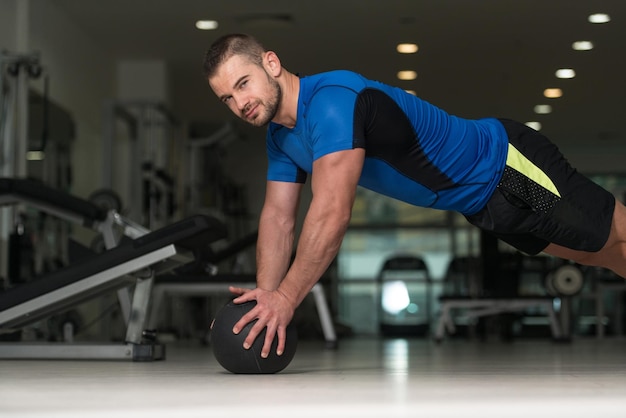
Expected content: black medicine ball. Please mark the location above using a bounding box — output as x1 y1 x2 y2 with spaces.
210 300 297 374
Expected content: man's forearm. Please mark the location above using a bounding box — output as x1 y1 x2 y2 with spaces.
255 210 296 291
277 206 350 308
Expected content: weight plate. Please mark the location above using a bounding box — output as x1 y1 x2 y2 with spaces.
552 265 584 296
88 189 122 213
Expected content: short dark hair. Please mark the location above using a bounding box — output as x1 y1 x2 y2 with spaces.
203 33 267 79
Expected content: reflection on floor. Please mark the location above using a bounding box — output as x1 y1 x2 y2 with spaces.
1 336 625 417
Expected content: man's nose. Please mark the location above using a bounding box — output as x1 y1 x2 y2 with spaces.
234 94 248 111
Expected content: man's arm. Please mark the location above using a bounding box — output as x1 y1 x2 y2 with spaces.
279 147 365 307
232 148 365 357
256 180 303 290
228 179 302 304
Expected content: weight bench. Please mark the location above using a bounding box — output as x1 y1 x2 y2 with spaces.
435 296 562 342
0 177 161 326
0 177 150 246
0 177 107 228
149 273 338 348
434 254 565 342
0 215 226 360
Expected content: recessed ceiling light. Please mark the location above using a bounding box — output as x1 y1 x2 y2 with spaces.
397 70 417 80
572 41 594 51
588 13 610 24
405 89 417 96
397 43 419 54
534 104 552 114
544 88 563 98
196 20 219 30
555 68 576 79
525 122 542 131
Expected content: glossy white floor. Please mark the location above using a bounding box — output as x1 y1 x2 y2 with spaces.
1 336 625 417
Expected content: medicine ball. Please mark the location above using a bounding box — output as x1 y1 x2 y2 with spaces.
210 300 297 374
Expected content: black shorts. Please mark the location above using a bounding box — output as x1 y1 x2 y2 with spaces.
465 119 615 255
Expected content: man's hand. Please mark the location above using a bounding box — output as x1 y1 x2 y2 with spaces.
229 286 296 358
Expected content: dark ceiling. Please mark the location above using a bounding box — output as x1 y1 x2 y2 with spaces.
56 0 626 147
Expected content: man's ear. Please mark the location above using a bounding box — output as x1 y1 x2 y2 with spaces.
263 51 282 77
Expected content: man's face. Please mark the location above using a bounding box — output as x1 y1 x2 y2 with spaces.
209 54 281 127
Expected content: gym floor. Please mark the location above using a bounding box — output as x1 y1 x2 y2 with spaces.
1 336 625 417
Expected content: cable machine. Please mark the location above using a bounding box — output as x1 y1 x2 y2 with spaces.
0 51 43 283
101 100 181 229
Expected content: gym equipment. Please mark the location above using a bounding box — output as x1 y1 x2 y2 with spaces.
593 279 626 338
435 255 564 342
544 264 586 339
88 188 123 213
0 214 226 360
0 177 228 360
1 52 42 179
545 264 584 297
435 297 562 342
0 177 150 249
101 100 181 228
148 229 338 348
1 51 44 281
377 255 432 337
184 122 251 237
210 300 297 374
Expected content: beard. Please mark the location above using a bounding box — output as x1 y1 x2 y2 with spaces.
244 75 282 127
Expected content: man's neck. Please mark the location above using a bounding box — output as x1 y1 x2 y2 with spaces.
273 71 300 128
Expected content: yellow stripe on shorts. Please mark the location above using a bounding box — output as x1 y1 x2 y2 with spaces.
506 143 561 197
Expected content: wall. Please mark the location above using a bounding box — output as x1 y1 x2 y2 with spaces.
28 0 116 198
0 0 17 49
558 143 626 176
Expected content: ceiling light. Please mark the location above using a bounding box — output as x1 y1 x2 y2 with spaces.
195 20 219 30
572 41 594 51
405 90 417 96
555 68 576 79
397 43 419 54
534 104 552 114
397 70 417 80
525 122 542 131
544 88 563 98
588 13 610 24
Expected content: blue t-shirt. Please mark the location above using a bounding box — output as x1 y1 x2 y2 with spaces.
266 70 508 215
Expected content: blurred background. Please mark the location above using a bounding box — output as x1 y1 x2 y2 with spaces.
1 0 625 344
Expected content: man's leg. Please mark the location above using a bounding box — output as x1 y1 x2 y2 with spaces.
543 200 626 278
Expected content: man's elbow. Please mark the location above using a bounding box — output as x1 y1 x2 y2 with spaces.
326 204 353 232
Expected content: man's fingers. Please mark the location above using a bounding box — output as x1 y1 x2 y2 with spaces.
260 322 280 358
244 318 267 352
229 286 252 299
232 307 257 334
226 288 293 358
275 325 287 356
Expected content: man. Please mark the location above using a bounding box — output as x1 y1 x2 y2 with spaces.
203 33 626 358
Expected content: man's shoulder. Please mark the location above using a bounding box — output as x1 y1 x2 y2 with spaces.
302 70 368 96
